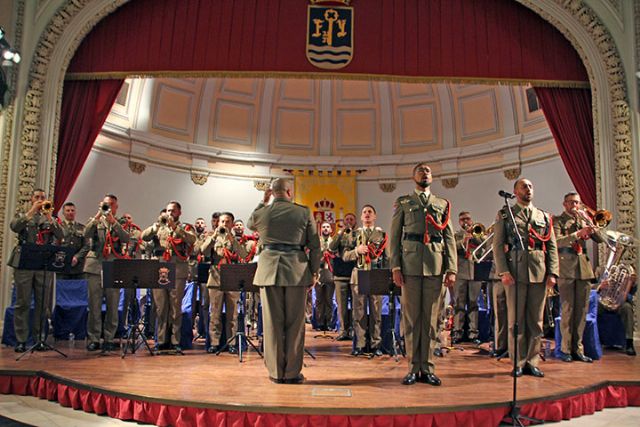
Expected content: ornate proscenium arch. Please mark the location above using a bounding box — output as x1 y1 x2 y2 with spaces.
3 0 636 267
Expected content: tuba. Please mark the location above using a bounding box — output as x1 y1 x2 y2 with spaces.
597 230 636 311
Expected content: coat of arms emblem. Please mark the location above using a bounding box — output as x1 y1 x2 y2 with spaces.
307 0 354 70
157 267 170 286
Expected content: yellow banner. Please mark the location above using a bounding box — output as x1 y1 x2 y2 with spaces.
294 172 357 232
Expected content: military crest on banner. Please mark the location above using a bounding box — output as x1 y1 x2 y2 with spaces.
157 267 170 286
306 0 354 70
313 198 336 229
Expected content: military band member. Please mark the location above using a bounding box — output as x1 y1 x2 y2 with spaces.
247 178 321 384
493 178 559 378
201 212 247 353
316 222 336 331
390 163 457 386
233 219 259 329
83 194 130 352
120 213 143 259
328 212 357 340
452 211 483 344
597 273 637 356
141 201 196 352
344 205 387 356
490 262 509 357
553 192 605 363
9 189 64 352
58 202 89 280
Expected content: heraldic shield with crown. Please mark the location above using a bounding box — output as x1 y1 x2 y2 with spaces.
306 0 354 70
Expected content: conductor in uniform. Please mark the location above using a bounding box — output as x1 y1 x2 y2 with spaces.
492 178 559 378
247 178 321 384
390 163 457 386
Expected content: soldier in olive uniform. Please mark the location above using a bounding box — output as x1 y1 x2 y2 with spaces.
328 213 357 340
553 192 605 363
9 188 64 352
452 211 483 344
83 194 130 352
316 222 336 331
141 201 196 352
58 202 89 280
247 178 321 384
201 212 247 353
191 217 209 338
489 261 509 357
344 205 387 356
233 219 260 330
390 163 457 386
492 178 559 378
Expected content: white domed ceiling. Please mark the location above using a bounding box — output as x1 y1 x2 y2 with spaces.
99 77 556 181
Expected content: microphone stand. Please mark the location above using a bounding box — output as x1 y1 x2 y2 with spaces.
500 196 542 427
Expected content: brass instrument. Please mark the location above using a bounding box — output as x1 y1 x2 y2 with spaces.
598 230 636 311
356 228 367 269
574 208 612 229
41 200 54 214
100 202 112 217
471 222 495 263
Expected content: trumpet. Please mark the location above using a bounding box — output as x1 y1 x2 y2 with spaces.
574 208 612 229
100 202 112 216
41 200 54 214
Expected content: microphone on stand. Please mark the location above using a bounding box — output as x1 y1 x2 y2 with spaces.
498 190 516 199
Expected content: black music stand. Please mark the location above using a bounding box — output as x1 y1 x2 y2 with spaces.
16 244 74 361
103 259 176 357
192 262 211 341
217 263 263 362
357 269 405 361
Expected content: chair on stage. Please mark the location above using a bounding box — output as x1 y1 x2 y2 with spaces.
597 310 626 348
52 279 88 341
554 290 602 360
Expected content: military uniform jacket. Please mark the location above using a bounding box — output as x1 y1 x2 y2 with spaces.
83 217 130 275
344 226 388 284
328 228 357 279
200 232 248 287
552 211 605 280
59 220 89 275
455 229 482 281
492 203 559 283
141 221 197 280
319 235 334 283
122 224 143 259
389 191 457 277
247 198 321 287
8 212 64 268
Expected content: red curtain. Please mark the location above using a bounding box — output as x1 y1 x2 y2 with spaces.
533 87 596 209
54 79 124 211
67 0 587 85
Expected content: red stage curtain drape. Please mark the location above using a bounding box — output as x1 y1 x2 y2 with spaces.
67 0 587 84
533 87 596 209
54 79 124 211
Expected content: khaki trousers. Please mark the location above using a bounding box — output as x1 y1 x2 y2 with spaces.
504 281 546 368
558 278 591 355
598 301 635 339
453 279 482 339
13 269 52 343
260 286 306 381
153 278 186 346
351 283 382 348
314 281 335 329
207 288 240 345
401 275 443 374
86 272 120 343
334 278 351 334
491 280 508 351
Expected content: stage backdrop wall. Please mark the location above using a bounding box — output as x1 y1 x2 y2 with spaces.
67 150 573 232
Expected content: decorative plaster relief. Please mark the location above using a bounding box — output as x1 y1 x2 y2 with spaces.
190 170 209 186
441 177 459 189
503 167 521 180
128 160 146 174
378 182 397 193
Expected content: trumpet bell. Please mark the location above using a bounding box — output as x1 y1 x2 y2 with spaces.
593 209 612 228
41 200 54 214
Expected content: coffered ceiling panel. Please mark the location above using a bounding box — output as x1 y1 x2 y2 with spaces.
212 101 254 146
333 82 380 155
270 80 320 155
455 88 502 146
150 82 197 142
391 83 441 154
273 109 317 152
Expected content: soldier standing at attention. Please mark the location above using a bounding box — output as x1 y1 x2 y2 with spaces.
328 212 357 341
58 202 89 280
316 222 336 332
9 188 64 353
390 163 457 386
492 178 559 378
553 192 604 363
247 178 321 384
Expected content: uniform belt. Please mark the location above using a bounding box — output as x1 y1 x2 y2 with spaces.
558 247 578 255
507 243 545 251
264 244 304 252
403 233 442 243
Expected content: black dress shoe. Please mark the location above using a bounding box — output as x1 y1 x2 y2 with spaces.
471 338 482 346
173 345 183 354
451 336 462 345
351 347 363 356
207 345 218 354
373 348 383 357
560 353 573 362
336 333 350 341
626 345 637 356
511 367 523 377
572 353 592 363
102 342 115 352
402 373 417 385
14 343 26 353
34 342 47 352
524 364 544 377
284 374 305 384
491 348 507 358
228 346 238 354
420 373 442 386
269 377 284 384
433 348 444 357
86 342 100 352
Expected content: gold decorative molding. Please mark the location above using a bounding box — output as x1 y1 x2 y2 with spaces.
253 180 271 191
441 177 459 189
503 167 521 180
128 160 146 174
190 170 209 186
378 182 397 193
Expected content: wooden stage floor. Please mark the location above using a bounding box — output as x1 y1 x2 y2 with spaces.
0 327 639 417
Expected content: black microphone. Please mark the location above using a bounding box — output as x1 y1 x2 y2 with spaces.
498 190 516 199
